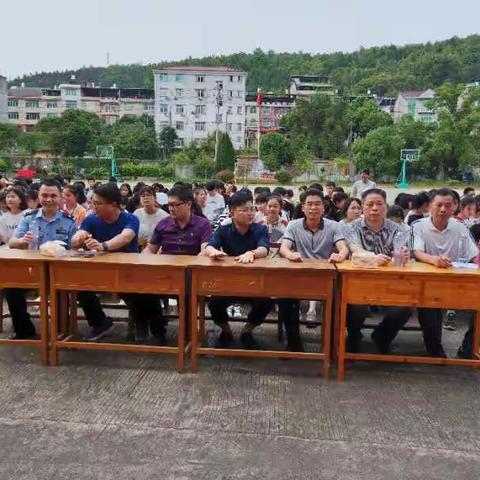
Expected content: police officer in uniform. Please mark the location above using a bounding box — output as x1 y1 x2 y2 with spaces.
7 178 77 339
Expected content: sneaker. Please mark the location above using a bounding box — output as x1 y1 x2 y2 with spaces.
240 331 255 349
233 306 243 319
443 311 457 331
305 311 317 329
84 320 114 342
227 305 235 318
215 330 233 348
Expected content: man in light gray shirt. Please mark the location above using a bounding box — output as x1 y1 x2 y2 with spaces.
413 188 478 357
279 188 349 351
351 169 377 199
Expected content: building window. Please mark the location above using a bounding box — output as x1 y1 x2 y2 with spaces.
229 75 233 82
25 100 39 108
250 106 257 114
249 118 257 126
421 113 433 124
47 113 58 118
196 75 205 83
176 121 184 130
123 103 134 111
262 106 271 115
176 104 184 114
227 123 232 131
263 120 272 128
175 138 184 148
237 90 242 97
8 99 18 107
195 104 206 115
236 137 242 143
144 103 154 111
46 101 58 108
175 74 183 82
408 99 416 116
8 112 19 119
158 73 168 81
159 104 168 114
237 106 242 115
105 104 118 112
196 89 206 98
236 123 242 131
238 75 241 82
65 101 77 109
175 88 183 97
228 90 233 98
26 112 40 120
195 122 206 131
64 89 77 96
227 106 233 114
159 88 169 97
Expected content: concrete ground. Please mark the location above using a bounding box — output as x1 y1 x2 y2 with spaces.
0 308 479 480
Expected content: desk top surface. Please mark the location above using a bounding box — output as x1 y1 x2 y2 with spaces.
335 260 480 276
0 249 48 262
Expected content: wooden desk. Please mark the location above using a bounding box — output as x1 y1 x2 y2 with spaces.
335 261 480 380
0 249 49 365
49 253 191 372
189 256 336 378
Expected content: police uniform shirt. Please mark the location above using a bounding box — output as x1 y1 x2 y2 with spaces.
14 208 77 248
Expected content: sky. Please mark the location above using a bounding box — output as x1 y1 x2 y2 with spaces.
1 0 479 79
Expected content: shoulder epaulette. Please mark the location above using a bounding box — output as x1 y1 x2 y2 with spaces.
24 209 39 217
60 211 75 220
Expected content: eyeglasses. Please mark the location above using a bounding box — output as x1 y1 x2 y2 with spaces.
168 201 186 209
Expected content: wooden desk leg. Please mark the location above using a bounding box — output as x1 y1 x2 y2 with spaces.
0 290 3 334
69 292 78 335
198 296 206 344
322 295 332 380
332 276 341 361
337 297 348 382
473 310 480 368
49 285 59 367
39 267 49 366
176 290 186 374
190 288 199 374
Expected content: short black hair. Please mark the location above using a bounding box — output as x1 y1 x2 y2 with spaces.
463 187 475 196
460 196 475 209
333 186 345 193
206 181 217 192
432 188 457 203
469 224 480 243
332 192 348 205
266 194 283 208
230 191 253 210
342 197 362 216
168 184 194 203
139 185 156 197
412 191 430 210
255 192 270 204
272 186 287 196
394 192 414 210
303 188 324 201
64 183 87 204
93 182 122 205
326 181 336 187
87 177 95 182
361 169 370 175
308 183 323 192
40 177 62 192
387 205 405 220
361 188 387 202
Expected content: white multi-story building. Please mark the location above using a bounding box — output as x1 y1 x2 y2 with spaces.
7 79 154 131
289 75 335 97
153 66 247 150
0 75 7 123
393 89 436 123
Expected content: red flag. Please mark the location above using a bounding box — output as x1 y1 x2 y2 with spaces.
256 88 262 107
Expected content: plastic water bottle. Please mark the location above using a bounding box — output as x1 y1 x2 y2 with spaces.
393 231 409 267
457 233 468 264
29 219 39 250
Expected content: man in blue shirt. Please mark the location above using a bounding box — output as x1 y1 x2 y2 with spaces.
205 190 273 349
72 182 159 343
7 178 77 339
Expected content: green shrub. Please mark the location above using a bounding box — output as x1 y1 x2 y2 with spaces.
88 166 109 179
274 170 293 184
216 169 235 183
447 179 461 187
0 158 10 172
158 163 174 179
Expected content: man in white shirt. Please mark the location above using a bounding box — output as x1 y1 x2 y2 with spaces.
203 180 225 223
351 169 377 199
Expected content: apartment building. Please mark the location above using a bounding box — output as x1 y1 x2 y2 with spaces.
153 66 247 150
0 75 7 123
7 80 154 131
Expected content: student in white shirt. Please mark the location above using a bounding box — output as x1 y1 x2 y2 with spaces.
0 187 27 246
203 180 225 223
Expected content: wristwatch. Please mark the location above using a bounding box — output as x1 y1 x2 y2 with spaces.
102 242 109 252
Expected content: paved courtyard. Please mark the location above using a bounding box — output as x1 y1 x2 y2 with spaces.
0 309 479 480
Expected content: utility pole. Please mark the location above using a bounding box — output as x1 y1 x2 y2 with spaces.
214 81 223 165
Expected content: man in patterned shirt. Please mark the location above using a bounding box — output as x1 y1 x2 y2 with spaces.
346 188 410 354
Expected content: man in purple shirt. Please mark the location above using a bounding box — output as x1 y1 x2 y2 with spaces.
145 185 212 255
144 185 212 342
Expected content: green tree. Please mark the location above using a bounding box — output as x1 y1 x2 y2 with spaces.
159 126 178 159
195 152 215 179
346 97 393 138
259 132 294 171
353 126 405 177
216 132 235 171
0 123 20 153
110 122 159 160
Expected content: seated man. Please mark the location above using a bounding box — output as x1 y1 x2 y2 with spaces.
279 188 349 351
413 188 478 358
72 182 160 343
347 188 410 353
7 178 77 339
205 190 272 349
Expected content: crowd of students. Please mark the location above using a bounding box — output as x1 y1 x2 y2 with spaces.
0 171 479 359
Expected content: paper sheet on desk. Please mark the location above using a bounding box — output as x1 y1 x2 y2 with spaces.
452 262 478 269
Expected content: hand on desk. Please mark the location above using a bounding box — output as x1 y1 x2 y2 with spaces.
235 251 255 264
328 253 345 263
286 252 303 263
207 248 227 260
376 254 391 266
84 237 103 251
433 255 452 269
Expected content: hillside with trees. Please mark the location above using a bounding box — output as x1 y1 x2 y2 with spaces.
11 35 480 95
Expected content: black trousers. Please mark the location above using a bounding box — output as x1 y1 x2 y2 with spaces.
416 308 443 353
208 297 273 328
347 305 411 346
277 299 302 342
4 288 36 337
77 292 165 336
